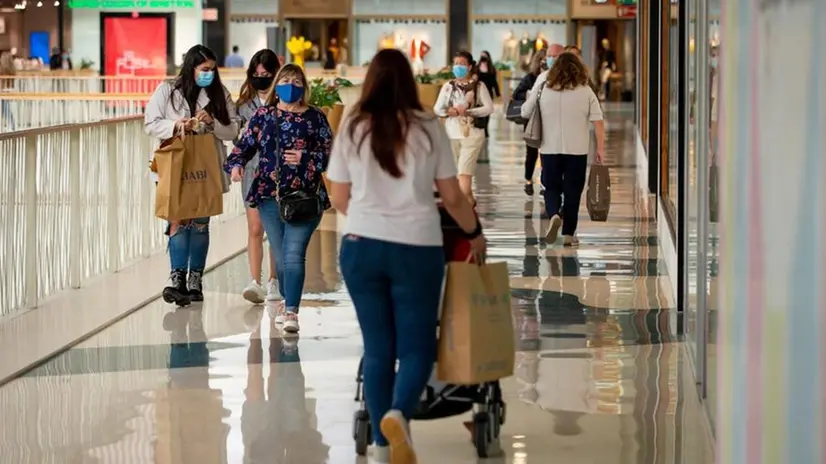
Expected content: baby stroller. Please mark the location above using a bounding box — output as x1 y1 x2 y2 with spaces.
351 201 507 458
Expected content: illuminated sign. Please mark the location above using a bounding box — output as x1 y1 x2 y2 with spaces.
68 0 194 8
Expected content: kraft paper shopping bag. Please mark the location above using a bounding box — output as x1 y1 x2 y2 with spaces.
437 261 515 385
154 135 224 221
586 164 611 222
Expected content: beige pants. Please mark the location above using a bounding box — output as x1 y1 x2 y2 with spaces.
449 132 485 176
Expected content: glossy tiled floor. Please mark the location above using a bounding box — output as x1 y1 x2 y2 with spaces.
0 109 714 463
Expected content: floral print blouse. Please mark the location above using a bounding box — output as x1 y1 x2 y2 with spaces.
225 105 333 210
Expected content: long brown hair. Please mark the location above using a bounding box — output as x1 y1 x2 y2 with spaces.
545 53 589 91
266 64 310 106
347 48 426 178
237 49 280 107
528 49 547 76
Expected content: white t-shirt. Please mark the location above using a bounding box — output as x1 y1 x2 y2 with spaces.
520 71 603 155
326 112 458 246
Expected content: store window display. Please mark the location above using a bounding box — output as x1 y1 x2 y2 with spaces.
471 20 567 72
356 19 447 70
410 37 432 74
501 31 519 63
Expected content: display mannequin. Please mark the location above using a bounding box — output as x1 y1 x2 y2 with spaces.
534 32 549 52
501 30 519 63
338 38 349 65
409 36 431 74
379 33 395 50
518 32 534 71
324 38 338 70
394 31 408 51
598 38 617 100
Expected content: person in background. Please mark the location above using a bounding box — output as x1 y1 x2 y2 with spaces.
145 45 238 305
328 48 485 464
235 49 281 304
513 48 548 196
48 48 72 70
226 64 333 335
564 45 600 95
520 53 605 247
225 46 245 68
475 50 500 138
0 51 16 131
433 50 494 205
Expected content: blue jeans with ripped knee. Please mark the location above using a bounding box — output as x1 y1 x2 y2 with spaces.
167 218 210 272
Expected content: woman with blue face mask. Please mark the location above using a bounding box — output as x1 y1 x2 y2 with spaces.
433 51 494 205
145 44 238 307
226 64 333 335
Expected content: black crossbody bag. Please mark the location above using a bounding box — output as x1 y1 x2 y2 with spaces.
269 114 324 224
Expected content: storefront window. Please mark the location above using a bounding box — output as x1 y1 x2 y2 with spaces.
664 0 679 221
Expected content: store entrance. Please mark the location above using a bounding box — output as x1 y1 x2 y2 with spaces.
286 19 349 67
573 19 636 102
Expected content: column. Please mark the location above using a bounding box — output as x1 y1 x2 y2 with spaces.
716 1 826 463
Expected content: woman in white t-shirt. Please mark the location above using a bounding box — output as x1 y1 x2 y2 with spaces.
520 52 606 247
327 48 485 464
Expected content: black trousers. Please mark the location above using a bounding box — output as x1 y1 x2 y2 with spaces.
525 145 539 182
541 154 588 236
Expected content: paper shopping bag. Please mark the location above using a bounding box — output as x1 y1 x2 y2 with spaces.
154 135 224 221
709 163 719 223
586 164 611 222
437 261 515 385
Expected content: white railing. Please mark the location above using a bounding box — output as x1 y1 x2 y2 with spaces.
5 75 247 95
0 95 148 132
0 116 246 317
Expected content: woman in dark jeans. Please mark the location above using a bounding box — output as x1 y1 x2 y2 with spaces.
476 50 500 138
513 49 547 195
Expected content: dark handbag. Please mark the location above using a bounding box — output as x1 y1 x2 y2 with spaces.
268 114 323 224
472 81 489 129
586 164 612 222
506 99 527 124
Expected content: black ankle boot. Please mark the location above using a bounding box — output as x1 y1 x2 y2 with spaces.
163 270 191 306
187 270 204 302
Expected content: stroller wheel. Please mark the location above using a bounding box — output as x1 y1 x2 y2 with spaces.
353 410 371 456
473 412 492 458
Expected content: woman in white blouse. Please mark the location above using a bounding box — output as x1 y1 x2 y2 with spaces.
433 51 494 204
520 52 605 247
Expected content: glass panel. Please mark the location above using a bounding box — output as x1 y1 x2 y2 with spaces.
684 0 698 362
705 0 722 429
666 2 679 214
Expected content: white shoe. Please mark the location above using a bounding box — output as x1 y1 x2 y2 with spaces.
266 279 279 301
242 280 266 304
282 312 300 334
371 445 390 463
380 410 415 464
270 301 286 323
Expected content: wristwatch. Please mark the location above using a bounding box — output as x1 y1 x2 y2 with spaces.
463 219 483 240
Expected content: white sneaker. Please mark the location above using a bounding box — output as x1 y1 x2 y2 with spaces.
266 279 279 301
371 445 390 463
282 312 300 334
242 280 266 304
269 301 286 323
380 410 415 464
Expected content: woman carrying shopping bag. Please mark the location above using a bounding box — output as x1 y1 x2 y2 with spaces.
226 64 333 335
328 49 485 464
520 52 605 247
235 49 281 304
145 45 238 306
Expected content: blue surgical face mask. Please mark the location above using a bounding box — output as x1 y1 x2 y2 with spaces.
545 56 555 69
276 83 305 103
196 70 214 88
452 64 469 79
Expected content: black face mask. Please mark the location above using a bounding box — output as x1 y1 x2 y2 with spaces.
250 76 274 91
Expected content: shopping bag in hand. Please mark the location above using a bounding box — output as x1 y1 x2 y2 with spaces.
437 261 515 385
586 164 611 222
154 134 224 221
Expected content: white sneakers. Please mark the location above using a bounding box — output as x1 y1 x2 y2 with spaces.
380 410 416 464
242 279 279 304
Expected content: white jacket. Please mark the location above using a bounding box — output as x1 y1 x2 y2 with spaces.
433 80 494 139
144 80 238 192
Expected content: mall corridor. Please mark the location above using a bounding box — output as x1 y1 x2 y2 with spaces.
0 110 714 463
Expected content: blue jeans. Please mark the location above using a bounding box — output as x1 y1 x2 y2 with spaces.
258 199 320 313
340 235 445 446
167 218 210 272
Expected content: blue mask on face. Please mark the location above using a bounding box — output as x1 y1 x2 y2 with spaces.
452 65 469 79
196 70 214 88
276 83 304 103
545 57 555 69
